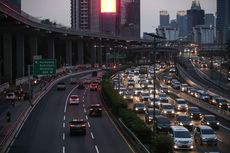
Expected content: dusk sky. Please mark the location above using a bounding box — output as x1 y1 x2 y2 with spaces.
22 0 216 35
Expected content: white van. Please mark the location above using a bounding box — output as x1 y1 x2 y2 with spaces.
168 126 193 150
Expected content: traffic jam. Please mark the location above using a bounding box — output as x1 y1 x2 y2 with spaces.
111 63 230 152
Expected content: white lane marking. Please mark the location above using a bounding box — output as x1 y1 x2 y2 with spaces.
63 133 65 140
83 104 85 108
95 145 99 153
64 85 79 113
84 108 86 113
91 132 94 139
63 123 65 128
88 122 90 127
217 138 223 143
86 115 88 120
220 124 230 131
63 146 65 153
63 115 66 121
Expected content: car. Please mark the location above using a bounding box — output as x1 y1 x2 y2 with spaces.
187 107 202 119
133 102 146 113
70 77 77 84
171 80 180 90
123 91 133 102
180 83 188 92
160 84 169 93
69 119 86 135
89 82 98 91
175 114 193 131
155 115 171 133
139 91 150 102
145 108 160 124
69 95 80 105
127 79 135 88
168 126 193 150
194 125 217 145
57 82 66 90
88 104 102 117
77 82 85 89
159 92 168 103
169 67 176 73
194 90 209 102
5 92 16 101
211 97 229 110
174 98 188 111
160 103 175 117
201 115 220 129
147 97 160 108
134 87 143 96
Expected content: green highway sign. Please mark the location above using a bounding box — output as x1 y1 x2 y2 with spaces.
33 59 56 75
108 53 126 59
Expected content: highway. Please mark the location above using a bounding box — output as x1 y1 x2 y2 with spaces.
8 72 134 153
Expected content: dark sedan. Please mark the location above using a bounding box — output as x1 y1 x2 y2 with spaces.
187 107 202 119
201 115 220 129
69 119 86 135
175 114 193 131
155 115 171 133
89 104 102 117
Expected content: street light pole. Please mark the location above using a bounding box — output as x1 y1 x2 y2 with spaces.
145 33 165 153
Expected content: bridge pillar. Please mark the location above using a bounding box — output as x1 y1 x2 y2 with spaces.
78 40 84 64
29 36 38 61
65 40 72 66
16 34 25 78
90 42 96 66
97 44 103 65
3 33 13 84
48 38 55 59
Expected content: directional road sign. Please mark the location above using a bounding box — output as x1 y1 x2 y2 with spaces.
33 59 56 75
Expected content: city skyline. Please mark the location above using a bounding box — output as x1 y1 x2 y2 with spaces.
22 0 216 36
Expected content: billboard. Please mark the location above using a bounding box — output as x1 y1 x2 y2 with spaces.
101 0 116 13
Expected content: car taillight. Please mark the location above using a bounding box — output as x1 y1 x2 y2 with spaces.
90 108 93 111
77 98 80 100
69 98 72 101
81 124 86 127
70 124 75 127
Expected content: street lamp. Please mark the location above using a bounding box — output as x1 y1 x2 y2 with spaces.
145 33 165 153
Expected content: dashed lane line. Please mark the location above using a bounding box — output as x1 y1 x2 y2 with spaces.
91 132 95 139
63 146 65 153
87 122 90 127
220 124 230 131
63 115 65 121
84 108 86 113
63 123 65 128
86 115 88 120
63 133 65 141
95 145 99 153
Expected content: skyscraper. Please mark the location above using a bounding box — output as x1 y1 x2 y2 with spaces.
120 0 140 39
216 0 230 43
160 10 170 27
205 13 215 27
187 0 205 39
176 10 187 38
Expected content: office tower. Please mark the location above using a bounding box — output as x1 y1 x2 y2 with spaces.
216 0 230 43
176 10 187 38
170 19 177 29
205 13 215 27
120 0 140 39
187 0 205 39
160 10 170 27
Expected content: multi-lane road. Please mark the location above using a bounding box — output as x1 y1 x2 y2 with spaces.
8 72 134 153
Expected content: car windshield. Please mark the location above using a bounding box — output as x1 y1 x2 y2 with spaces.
175 131 191 138
205 116 217 121
217 99 227 103
135 103 144 107
148 110 160 115
163 105 173 109
178 116 190 121
160 94 167 98
158 118 170 124
177 100 186 104
142 93 149 96
190 107 200 112
202 129 214 135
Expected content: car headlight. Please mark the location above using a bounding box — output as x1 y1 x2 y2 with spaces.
123 96 126 98
207 122 210 125
172 110 175 113
135 108 138 111
179 122 183 126
144 108 146 111
189 122 193 126
178 105 181 108
199 113 202 116
131 96 133 99
217 122 220 125
164 110 167 114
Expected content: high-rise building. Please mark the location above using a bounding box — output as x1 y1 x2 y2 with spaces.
193 25 214 44
187 0 205 39
176 10 187 38
170 19 177 29
160 10 170 27
71 0 90 31
71 0 140 38
120 0 140 39
205 13 215 27
216 0 230 43
8 0 21 9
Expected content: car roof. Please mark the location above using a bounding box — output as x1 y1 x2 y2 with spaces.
196 125 213 130
170 126 188 131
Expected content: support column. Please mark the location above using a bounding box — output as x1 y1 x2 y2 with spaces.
3 33 12 84
91 42 96 66
30 36 38 60
98 44 103 65
48 38 55 58
65 40 72 66
78 40 84 64
16 34 25 78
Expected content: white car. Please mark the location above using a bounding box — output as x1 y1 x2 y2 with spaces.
169 126 193 150
161 103 175 116
194 125 217 145
6 92 16 100
69 95 80 104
